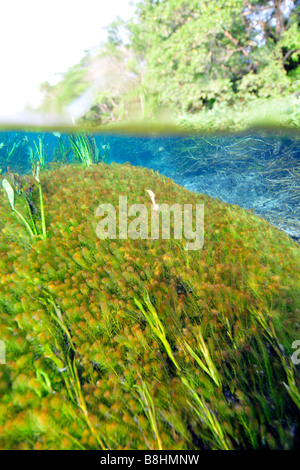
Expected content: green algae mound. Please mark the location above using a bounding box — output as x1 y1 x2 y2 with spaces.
0 162 299 450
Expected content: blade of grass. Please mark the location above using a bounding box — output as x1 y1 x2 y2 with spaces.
134 293 231 450
134 379 163 450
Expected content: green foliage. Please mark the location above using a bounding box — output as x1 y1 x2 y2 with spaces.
0 134 31 174
129 1 244 110
37 1 300 130
1 177 35 237
69 133 97 167
176 95 300 130
40 64 89 114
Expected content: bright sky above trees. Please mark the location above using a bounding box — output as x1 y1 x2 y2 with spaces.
0 0 135 116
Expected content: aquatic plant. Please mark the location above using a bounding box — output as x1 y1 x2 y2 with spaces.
0 162 299 450
1 178 35 237
52 134 73 164
99 141 111 164
69 133 99 167
0 133 31 174
28 136 47 169
1 164 47 239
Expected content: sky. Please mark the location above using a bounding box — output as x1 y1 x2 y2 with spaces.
0 0 135 116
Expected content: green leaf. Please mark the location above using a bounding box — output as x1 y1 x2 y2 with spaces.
2 178 14 209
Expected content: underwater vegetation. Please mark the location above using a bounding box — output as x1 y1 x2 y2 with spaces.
2 130 299 245
107 132 300 242
0 159 299 450
0 134 32 175
0 131 111 176
2 163 46 239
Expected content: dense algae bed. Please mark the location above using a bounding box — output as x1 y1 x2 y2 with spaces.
0 162 299 450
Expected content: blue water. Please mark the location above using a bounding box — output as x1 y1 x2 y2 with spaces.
1 129 299 242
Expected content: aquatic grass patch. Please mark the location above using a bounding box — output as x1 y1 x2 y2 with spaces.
0 162 299 449
251 306 300 413
134 294 231 450
40 294 107 450
69 133 100 167
134 377 163 450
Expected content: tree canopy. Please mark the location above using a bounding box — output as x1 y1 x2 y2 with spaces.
39 0 300 129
